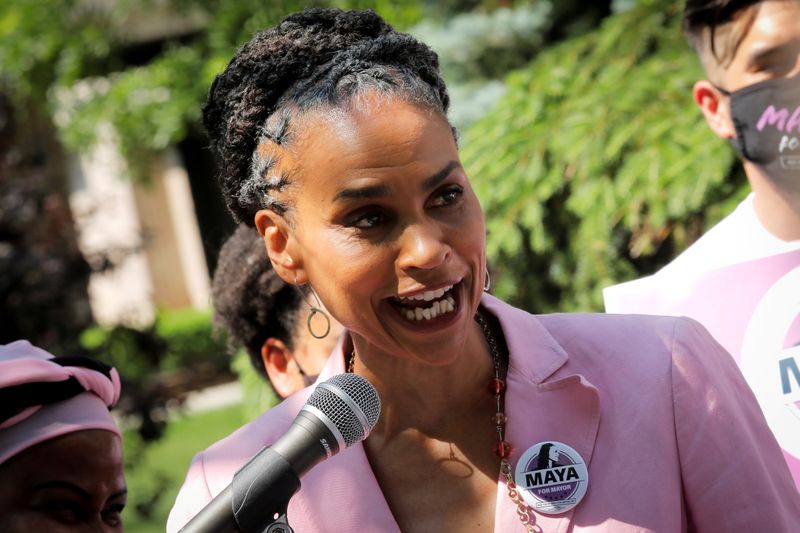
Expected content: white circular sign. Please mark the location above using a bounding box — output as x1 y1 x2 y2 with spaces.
740 265 800 458
514 441 589 515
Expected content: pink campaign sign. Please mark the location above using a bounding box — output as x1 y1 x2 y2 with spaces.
608 249 800 489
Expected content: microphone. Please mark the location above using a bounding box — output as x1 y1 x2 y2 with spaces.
179 373 381 533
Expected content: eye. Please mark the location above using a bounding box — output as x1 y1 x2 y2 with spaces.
749 43 800 77
35 501 85 525
348 208 391 230
756 58 795 77
102 503 125 527
427 185 463 208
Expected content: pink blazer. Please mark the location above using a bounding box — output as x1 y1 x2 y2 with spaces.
168 295 800 532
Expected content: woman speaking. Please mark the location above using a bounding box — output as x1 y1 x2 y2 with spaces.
169 8 800 532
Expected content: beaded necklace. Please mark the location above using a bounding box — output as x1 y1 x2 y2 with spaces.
474 311 539 532
346 311 538 532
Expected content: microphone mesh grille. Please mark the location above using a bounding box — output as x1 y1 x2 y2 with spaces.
307 373 381 447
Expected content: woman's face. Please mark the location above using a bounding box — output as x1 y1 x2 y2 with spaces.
0 430 126 532
259 95 486 365
548 446 560 463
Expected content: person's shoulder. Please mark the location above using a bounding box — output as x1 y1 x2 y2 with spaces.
659 202 752 276
205 389 309 459
485 292 686 355
538 311 684 347
536 312 708 373
167 395 309 532
190 388 312 491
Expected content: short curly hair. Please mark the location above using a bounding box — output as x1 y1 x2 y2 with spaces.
211 224 304 379
202 8 451 225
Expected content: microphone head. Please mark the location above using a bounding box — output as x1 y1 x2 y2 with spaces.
305 373 381 448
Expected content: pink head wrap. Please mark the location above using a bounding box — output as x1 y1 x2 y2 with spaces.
0 340 122 465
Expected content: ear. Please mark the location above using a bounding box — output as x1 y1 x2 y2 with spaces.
693 79 736 139
262 338 302 399
254 209 308 285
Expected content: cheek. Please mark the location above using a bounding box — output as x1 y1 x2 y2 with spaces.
306 229 393 315
453 199 486 258
0 510 64 533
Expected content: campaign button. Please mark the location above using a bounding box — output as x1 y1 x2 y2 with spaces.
514 441 589 515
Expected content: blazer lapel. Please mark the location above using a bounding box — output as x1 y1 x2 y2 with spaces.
295 441 401 532
482 296 601 533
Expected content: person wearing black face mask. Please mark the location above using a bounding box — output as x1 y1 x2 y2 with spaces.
212 224 344 400
714 75 800 183
604 0 800 491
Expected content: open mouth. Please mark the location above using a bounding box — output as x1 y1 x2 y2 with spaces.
389 282 460 322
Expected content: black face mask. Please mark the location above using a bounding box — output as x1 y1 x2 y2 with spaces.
718 75 800 178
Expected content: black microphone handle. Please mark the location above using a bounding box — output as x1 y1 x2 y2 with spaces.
178 449 300 533
231 448 300 533
270 410 341 474
178 485 237 533
232 410 339 532
178 411 338 533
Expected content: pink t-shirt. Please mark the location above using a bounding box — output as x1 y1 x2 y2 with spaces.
604 194 800 490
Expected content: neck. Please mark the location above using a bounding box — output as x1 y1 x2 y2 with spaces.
745 161 800 241
349 318 494 441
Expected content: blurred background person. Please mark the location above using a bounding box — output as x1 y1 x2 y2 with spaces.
604 0 800 489
212 224 344 400
606 0 800 307
0 340 126 532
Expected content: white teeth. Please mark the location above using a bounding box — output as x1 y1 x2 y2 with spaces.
398 284 454 304
401 297 456 322
393 283 460 322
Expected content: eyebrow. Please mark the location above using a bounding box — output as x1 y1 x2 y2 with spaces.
746 39 800 66
31 482 128 502
334 183 392 201
420 161 460 191
109 488 128 501
333 160 461 202
31 481 91 500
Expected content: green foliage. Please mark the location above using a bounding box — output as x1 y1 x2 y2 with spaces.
55 46 207 176
80 308 231 440
80 308 229 376
410 3 554 129
411 4 554 84
0 0 114 98
1 0 427 174
122 405 246 533
156 308 230 370
408 2 615 130
462 0 746 313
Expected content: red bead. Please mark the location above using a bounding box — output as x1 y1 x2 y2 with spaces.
487 378 506 395
493 440 512 459
492 412 507 426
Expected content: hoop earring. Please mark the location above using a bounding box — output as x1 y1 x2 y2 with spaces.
305 288 331 340
484 270 491 292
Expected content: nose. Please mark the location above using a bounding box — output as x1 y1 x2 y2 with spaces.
396 222 451 272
